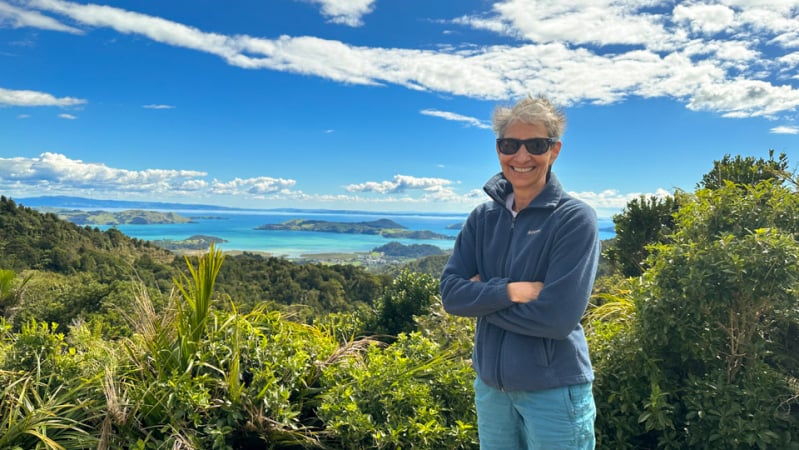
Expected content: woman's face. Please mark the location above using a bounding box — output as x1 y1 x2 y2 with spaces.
497 121 561 197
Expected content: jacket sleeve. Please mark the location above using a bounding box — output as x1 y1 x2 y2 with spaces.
440 209 515 317
484 205 599 339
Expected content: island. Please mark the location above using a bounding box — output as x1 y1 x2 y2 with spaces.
256 218 455 240
53 209 193 225
372 242 444 258
151 235 228 252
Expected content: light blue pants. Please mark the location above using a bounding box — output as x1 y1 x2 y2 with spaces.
474 377 596 449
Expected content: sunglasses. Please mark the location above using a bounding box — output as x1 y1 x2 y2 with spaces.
496 137 555 155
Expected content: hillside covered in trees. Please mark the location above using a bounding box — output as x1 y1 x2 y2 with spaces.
0 151 797 449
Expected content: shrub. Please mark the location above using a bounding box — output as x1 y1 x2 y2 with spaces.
318 332 477 449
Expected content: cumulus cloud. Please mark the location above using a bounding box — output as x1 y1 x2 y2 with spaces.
672 3 736 35
421 109 491 129
570 187 672 217
0 152 305 201
210 177 297 196
0 153 206 191
0 86 86 107
302 0 376 27
770 125 798 134
345 174 453 194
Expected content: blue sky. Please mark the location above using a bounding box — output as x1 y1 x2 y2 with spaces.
1 0 797 218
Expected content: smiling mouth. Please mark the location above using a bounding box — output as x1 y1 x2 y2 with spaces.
512 166 534 173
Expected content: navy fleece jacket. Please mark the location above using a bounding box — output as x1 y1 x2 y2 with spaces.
440 172 600 392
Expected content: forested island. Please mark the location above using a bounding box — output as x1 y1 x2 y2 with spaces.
151 234 228 252
256 218 455 240
50 208 193 225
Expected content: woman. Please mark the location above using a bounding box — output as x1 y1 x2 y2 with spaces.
440 95 600 449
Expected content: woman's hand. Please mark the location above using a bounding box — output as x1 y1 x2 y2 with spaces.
507 281 544 304
470 275 544 304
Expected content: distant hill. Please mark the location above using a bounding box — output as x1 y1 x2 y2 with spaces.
256 218 455 240
152 235 228 252
372 242 444 258
46 208 193 225
0 195 176 279
16 195 471 219
16 195 243 211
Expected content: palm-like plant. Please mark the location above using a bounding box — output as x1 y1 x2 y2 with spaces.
174 243 225 371
0 369 100 450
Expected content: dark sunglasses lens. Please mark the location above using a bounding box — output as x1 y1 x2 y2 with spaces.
526 139 549 154
498 139 520 154
497 138 551 155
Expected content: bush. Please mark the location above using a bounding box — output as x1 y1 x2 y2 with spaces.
318 332 477 449
593 180 799 449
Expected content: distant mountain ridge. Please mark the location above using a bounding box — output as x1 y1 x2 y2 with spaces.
14 195 469 218
15 195 245 211
257 218 455 240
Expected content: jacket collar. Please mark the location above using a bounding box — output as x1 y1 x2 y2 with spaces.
483 170 563 210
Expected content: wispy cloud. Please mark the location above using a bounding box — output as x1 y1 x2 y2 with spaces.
58 113 77 119
0 86 86 107
17 113 30 119
142 104 174 109
770 125 798 134
6 0 797 119
421 109 491 129
301 0 376 27
0 0 82 33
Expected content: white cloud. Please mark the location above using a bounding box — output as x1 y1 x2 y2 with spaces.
58 113 77 119
420 109 491 129
302 0 376 27
0 86 86 107
142 104 174 109
0 0 81 33
8 0 799 120
770 125 798 134
672 4 736 35
345 174 453 194
210 177 297 195
687 78 799 118
17 113 30 119
570 188 672 218
478 0 671 47
0 152 208 194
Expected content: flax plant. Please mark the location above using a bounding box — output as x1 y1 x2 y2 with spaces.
0 369 100 450
174 243 225 371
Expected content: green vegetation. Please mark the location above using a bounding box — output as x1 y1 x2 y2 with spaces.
257 218 454 240
0 151 797 448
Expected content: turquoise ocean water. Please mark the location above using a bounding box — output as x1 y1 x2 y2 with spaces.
99 210 616 258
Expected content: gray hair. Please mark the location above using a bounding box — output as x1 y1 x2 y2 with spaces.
492 95 566 140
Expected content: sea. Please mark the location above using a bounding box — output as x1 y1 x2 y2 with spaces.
96 209 616 259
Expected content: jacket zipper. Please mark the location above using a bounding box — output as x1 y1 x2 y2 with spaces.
496 210 517 390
